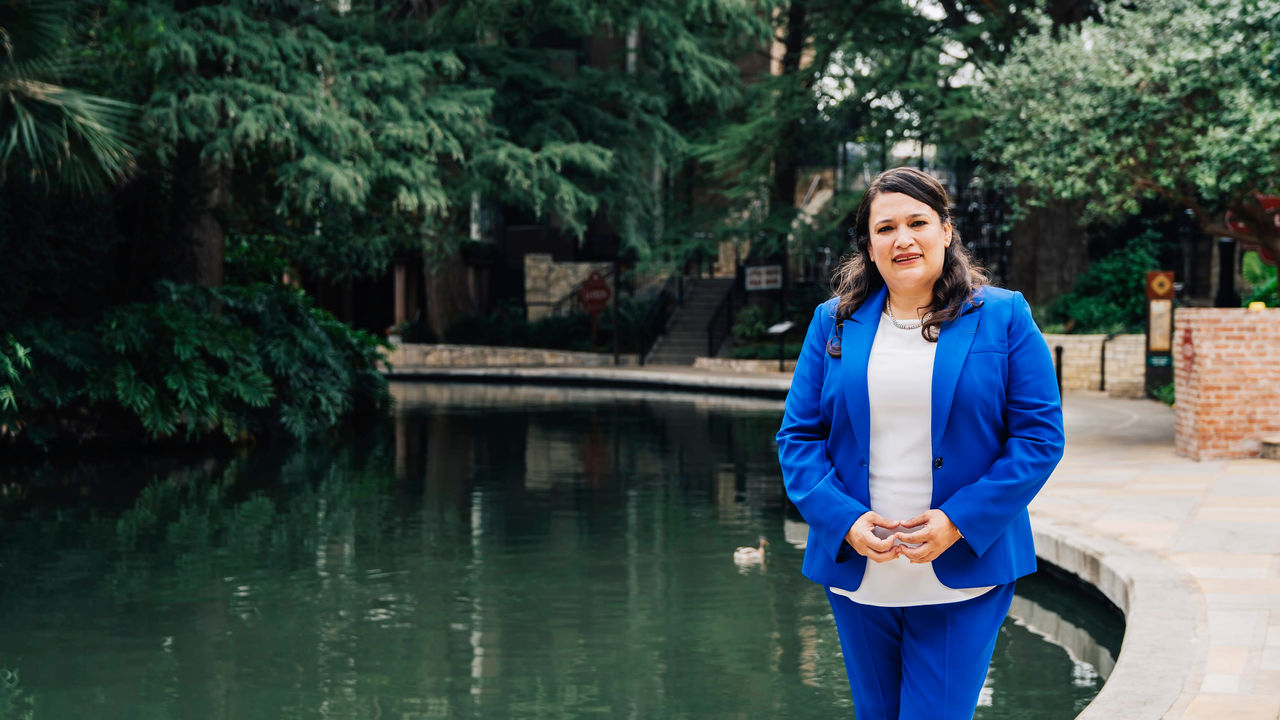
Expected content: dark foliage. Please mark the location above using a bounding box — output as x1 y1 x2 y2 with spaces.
2 282 388 451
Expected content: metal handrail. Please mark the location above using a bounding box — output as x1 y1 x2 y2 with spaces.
638 271 683 365
705 268 743 357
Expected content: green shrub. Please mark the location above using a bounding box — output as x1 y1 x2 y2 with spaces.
1046 233 1161 333
445 294 665 353
1242 250 1279 308
1151 382 1175 407
2 282 389 450
732 305 771 343
730 342 803 360
0 336 31 413
731 285 830 346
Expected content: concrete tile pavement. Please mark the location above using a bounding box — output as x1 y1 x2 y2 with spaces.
1036 391 1280 719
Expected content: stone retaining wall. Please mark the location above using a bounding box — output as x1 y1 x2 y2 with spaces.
693 334 1147 392
693 357 796 373
1042 333 1146 398
524 254 611 322
382 343 637 369
385 333 1147 395
1173 308 1280 460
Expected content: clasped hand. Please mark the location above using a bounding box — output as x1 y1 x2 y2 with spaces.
844 509 961 564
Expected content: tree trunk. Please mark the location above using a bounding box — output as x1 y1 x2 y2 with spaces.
769 1 808 224
1006 195 1090 306
423 248 478 341
168 141 228 288
1046 0 1104 28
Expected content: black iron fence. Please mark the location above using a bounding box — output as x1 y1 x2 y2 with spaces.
952 184 1010 288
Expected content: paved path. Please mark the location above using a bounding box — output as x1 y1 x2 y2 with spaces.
1038 391 1280 719
387 366 1280 718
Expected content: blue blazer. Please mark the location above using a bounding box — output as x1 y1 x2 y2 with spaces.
776 285 1065 590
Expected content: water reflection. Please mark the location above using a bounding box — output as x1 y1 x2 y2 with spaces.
0 382 1120 719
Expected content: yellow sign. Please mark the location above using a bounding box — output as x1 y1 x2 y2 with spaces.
1146 270 1175 300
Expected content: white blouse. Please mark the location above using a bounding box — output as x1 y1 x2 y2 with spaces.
830 312 994 607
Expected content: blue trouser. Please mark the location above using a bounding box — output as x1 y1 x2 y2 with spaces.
825 583 1015 720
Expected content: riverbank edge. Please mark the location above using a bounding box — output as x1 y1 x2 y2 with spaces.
1033 518 1202 719
383 365 793 397
383 366 1201 719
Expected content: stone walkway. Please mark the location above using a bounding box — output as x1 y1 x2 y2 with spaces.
1037 391 1280 719
386 365 1280 718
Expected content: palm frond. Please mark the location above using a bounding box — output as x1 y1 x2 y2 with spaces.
0 0 68 63
0 80 139 191
0 0 137 192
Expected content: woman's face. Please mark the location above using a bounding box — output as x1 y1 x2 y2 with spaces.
867 191 952 300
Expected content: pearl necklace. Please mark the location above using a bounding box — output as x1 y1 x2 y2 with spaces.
884 298 927 330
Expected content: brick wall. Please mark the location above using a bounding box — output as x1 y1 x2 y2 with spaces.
1041 333 1146 398
1174 308 1280 460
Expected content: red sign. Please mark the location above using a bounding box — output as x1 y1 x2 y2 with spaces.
578 272 611 317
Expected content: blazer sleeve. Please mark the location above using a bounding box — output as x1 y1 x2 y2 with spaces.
938 291 1065 556
777 305 871 563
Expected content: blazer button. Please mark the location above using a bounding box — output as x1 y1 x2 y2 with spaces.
934 457 944 469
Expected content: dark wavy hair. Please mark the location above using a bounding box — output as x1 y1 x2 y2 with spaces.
828 167 988 352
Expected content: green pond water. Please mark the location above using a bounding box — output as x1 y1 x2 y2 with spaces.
0 382 1121 719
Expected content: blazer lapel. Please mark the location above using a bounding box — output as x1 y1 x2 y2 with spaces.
841 285 887 455
931 296 983 448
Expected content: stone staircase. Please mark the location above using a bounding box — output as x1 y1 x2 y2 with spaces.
646 278 735 366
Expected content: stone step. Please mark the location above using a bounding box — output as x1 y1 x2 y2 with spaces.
1263 437 1280 460
645 279 736 365
651 336 705 346
657 334 713 345
679 301 728 311
663 328 716 338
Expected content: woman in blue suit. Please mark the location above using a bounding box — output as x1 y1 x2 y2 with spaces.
776 167 1065 719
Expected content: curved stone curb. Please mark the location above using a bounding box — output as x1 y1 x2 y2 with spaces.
1032 516 1204 720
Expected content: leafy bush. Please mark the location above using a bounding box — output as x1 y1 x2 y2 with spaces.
0 336 31 414
730 342 803 360
2 282 389 450
445 293 666 353
1242 250 1279 308
732 284 830 347
444 303 594 351
1045 234 1161 333
1151 382 1176 407
732 305 771 343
